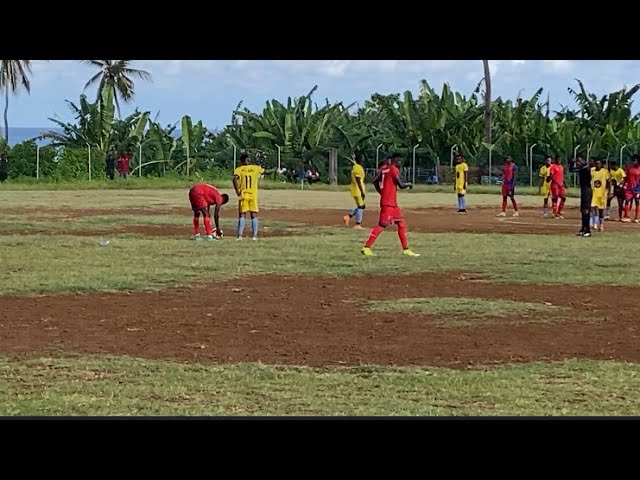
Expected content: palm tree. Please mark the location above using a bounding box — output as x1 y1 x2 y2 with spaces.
0 60 33 143
81 60 152 118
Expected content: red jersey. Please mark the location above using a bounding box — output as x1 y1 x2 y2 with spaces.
377 164 400 207
117 155 130 173
625 165 640 189
503 162 517 184
548 163 564 186
191 183 223 206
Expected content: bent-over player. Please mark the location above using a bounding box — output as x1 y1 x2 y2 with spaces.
189 183 229 241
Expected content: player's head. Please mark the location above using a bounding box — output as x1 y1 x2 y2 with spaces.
239 153 250 165
594 158 602 170
221 194 229 205
355 153 364 165
544 155 552 166
383 155 392 165
610 160 618 170
575 155 585 167
455 154 463 164
506 155 513 164
553 155 561 165
389 153 402 167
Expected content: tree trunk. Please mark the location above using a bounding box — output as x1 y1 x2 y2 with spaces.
3 84 9 143
482 60 492 144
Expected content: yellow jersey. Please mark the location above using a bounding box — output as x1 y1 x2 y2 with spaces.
539 165 550 182
350 163 365 197
234 164 265 199
455 162 468 187
591 168 610 198
610 167 626 187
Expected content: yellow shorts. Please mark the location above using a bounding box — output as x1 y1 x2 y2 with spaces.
239 197 259 213
540 187 550 198
352 194 365 208
455 185 466 195
591 195 606 210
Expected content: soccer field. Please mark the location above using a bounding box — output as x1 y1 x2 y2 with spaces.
1 187 640 416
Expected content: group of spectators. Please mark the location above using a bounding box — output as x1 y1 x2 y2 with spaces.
105 148 133 180
276 164 321 184
0 152 7 182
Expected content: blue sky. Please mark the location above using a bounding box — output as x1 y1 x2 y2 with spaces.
7 60 640 130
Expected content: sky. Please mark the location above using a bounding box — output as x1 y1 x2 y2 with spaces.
6 60 640 130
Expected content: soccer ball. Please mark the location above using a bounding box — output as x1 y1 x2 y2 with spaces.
214 230 224 239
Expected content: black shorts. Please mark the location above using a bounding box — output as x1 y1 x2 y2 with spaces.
614 185 625 199
580 188 592 211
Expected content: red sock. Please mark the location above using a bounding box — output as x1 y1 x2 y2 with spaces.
501 199 507 212
625 202 630 218
397 221 409 250
635 204 639 220
511 198 518 211
203 216 213 236
552 201 558 215
364 225 384 248
193 217 200 235
558 199 566 215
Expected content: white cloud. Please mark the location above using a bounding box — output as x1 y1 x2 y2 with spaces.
543 60 572 74
511 60 526 66
317 60 352 77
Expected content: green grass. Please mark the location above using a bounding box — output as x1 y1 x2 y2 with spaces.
367 297 567 326
1 229 639 295
0 356 637 416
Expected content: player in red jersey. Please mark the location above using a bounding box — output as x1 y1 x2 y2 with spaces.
622 155 640 223
497 155 519 217
188 183 229 241
361 153 419 257
547 155 567 219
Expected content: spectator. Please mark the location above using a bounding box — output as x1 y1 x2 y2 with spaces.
0 152 7 182
105 147 116 180
117 151 130 178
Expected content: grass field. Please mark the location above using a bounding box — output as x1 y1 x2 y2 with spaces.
0 187 638 416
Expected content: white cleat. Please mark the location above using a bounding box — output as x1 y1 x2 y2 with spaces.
496 212 506 217
236 237 243 241
512 211 519 217
252 237 258 241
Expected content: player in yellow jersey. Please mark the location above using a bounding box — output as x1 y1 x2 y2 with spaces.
343 154 367 229
454 154 469 214
590 158 610 232
605 160 626 221
233 153 271 241
538 155 552 217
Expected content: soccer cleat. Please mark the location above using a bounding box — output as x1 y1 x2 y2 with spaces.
554 214 564 219
604 215 611 221
581 232 592 237
576 230 584 236
512 211 519 217
635 219 640 224
252 236 258 241
622 218 632 223
403 249 420 257
194 235 204 242
496 212 506 217
342 215 350 227
205 235 215 242
236 237 243 241
361 247 375 256
353 224 365 230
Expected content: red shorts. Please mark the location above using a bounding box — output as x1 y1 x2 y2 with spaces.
189 189 208 211
550 184 566 199
501 183 515 196
379 205 403 226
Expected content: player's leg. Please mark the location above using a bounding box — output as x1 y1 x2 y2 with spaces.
354 201 365 229
498 185 508 216
635 196 640 222
605 193 612 219
202 207 214 240
396 214 419 257
362 208 388 255
589 204 596 231
556 189 566 218
510 190 519 217
192 210 202 240
623 192 632 222
598 205 605 231
237 199 247 239
616 191 624 221
344 196 360 227
459 193 467 213
249 200 260 239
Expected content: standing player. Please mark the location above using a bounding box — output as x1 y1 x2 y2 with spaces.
547 155 567 219
622 155 640 223
361 153 419 257
589 158 610 232
538 156 552 217
497 155 519 217
188 183 229 241
569 155 592 237
233 153 272 240
454 154 469 214
343 153 367 229
605 160 626 221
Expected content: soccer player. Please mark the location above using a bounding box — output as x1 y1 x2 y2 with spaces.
188 183 229 241
569 155 592 236
497 155 519 217
606 160 626 221
622 155 640 223
454 154 468 214
343 153 367 229
233 153 272 240
547 155 567 219
538 156 552 217
361 153 419 257
589 158 610 232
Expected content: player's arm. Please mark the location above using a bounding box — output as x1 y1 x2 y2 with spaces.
232 174 241 196
213 203 222 235
394 174 413 190
464 168 468 189
372 172 382 195
356 175 366 200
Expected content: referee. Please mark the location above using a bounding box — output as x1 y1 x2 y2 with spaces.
569 154 593 237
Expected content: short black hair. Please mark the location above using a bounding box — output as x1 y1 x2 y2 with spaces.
610 160 618 167
390 153 402 160
239 153 249 162
355 153 364 163
632 154 640 162
221 193 229 205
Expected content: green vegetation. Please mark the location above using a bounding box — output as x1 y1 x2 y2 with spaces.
1 356 638 416
367 297 568 326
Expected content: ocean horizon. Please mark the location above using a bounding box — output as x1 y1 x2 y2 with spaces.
1 127 189 147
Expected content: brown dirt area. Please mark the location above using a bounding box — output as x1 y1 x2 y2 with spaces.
4 205 640 237
1 272 639 369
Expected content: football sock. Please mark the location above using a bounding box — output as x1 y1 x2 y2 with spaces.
552 201 558 215
558 199 566 215
237 216 246 237
457 197 462 210
511 198 518 211
193 217 200 235
348 208 357 218
251 217 259 237
203 216 213 236
501 199 507 212
635 204 639 220
589 214 595 228
599 209 604 224
355 208 364 224
397 221 409 250
461 197 466 210
364 225 384 248
582 212 590 232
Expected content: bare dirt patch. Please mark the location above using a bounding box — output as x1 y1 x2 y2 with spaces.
0 273 637 368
